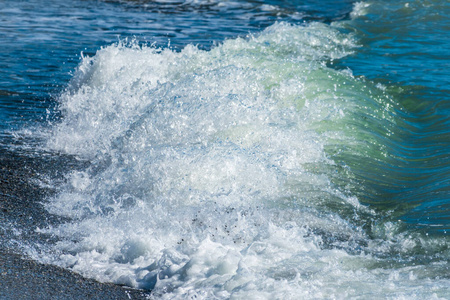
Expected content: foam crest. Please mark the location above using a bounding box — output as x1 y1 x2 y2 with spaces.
35 21 450 298
48 22 357 158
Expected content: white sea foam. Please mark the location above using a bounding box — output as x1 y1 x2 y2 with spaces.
350 2 371 18
35 21 450 298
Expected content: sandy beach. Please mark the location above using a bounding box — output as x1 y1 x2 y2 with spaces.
0 249 151 299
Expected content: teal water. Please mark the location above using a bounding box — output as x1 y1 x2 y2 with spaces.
1 0 449 298
337 0 450 232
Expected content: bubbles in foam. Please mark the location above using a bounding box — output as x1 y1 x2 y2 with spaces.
36 22 450 298
350 2 371 18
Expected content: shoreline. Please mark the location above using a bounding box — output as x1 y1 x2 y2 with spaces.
0 249 151 300
0 146 151 299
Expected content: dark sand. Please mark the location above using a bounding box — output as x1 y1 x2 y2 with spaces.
0 250 151 299
0 146 151 299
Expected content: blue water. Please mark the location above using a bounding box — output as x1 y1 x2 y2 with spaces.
1 0 449 298
337 0 450 232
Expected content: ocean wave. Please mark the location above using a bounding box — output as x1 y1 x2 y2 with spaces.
33 13 450 299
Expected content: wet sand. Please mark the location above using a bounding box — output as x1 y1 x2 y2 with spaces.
0 250 150 299
0 147 151 299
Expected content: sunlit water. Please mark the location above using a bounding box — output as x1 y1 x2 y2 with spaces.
1 0 449 298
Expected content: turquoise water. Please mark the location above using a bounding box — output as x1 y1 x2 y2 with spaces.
338 0 450 232
1 0 449 298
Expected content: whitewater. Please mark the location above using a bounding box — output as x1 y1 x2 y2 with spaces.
1 0 448 299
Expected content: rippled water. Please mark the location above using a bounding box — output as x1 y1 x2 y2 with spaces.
338 0 450 231
1 0 449 298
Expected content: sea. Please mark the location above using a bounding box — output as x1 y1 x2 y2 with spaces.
0 0 449 298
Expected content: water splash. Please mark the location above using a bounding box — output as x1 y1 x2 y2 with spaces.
34 21 450 298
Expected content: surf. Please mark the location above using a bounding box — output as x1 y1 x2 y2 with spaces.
27 11 449 300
